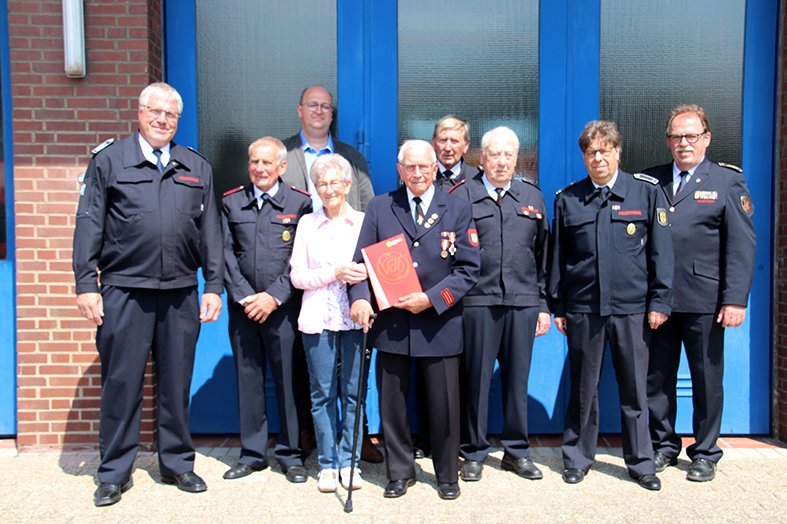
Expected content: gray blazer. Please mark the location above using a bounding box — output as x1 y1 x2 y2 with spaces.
281 133 375 211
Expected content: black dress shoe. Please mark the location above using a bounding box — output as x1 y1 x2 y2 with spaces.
437 482 461 500
501 454 543 480
653 451 678 473
630 472 661 491
361 435 384 463
459 460 483 482
223 462 267 480
686 458 716 482
94 478 132 507
161 471 207 493
562 468 586 484
383 478 416 498
284 464 307 483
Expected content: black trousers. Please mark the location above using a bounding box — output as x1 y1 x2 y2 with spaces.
647 312 725 462
460 305 538 461
377 351 460 484
228 304 302 468
562 313 655 477
96 286 199 483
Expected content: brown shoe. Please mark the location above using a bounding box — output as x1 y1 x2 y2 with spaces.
361 435 384 463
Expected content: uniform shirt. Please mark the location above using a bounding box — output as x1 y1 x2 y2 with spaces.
290 204 364 334
73 132 224 294
548 171 673 317
222 179 312 306
646 158 756 312
449 173 549 309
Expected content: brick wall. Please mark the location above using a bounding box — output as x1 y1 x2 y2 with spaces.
778 2 787 443
11 0 162 447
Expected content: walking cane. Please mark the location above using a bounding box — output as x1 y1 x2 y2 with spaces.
344 313 376 513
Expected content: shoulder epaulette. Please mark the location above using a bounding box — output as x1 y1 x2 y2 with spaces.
223 185 244 197
91 138 115 156
633 173 659 185
290 186 311 197
187 146 209 162
718 162 743 173
447 180 466 193
555 179 578 196
516 177 540 190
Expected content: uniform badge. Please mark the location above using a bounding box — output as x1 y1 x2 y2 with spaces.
694 190 718 203
740 194 754 215
468 228 479 247
282 230 291 242
440 251 449 259
626 223 636 236
657 208 668 226
441 232 457 257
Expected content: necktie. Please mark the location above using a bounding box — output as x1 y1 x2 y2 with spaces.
152 149 164 174
413 196 425 226
259 192 270 209
495 187 504 205
444 169 453 180
599 186 610 203
675 171 690 195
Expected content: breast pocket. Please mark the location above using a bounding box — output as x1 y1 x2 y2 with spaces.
270 217 299 252
612 215 647 255
564 213 596 256
514 210 542 248
172 175 204 216
111 170 154 215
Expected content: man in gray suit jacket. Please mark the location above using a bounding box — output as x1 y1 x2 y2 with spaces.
281 86 374 211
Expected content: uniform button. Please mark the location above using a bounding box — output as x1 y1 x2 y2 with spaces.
413 241 419 247
413 262 419 268
669 207 675 212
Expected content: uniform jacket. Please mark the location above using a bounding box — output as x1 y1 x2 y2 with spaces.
281 133 374 211
222 180 312 306
348 186 481 357
548 171 673 317
449 174 549 309
645 158 756 313
435 160 480 191
73 132 224 294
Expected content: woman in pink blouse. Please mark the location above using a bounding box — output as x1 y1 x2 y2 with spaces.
290 154 368 493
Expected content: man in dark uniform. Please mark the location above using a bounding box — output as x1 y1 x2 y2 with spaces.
349 140 480 500
222 137 312 483
432 115 480 191
645 104 756 482
548 120 673 491
73 82 223 506
449 126 551 483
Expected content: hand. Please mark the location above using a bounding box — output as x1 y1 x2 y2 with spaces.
200 293 222 323
535 312 551 337
717 304 746 328
76 292 104 326
243 292 278 324
350 299 375 332
335 262 368 285
394 292 432 314
554 316 567 336
647 311 668 330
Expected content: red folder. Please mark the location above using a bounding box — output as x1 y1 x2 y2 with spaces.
361 233 423 310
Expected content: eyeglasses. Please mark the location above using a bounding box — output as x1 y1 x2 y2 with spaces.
141 105 180 121
316 180 345 191
666 131 707 144
400 163 435 174
302 102 334 113
583 148 617 159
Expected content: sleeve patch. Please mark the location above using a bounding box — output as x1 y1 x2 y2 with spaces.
440 288 455 307
467 228 479 247
740 194 754 215
633 173 658 185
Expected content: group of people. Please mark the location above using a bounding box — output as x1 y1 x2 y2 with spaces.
73 82 756 507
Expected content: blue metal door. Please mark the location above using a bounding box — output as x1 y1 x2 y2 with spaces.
166 0 774 435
